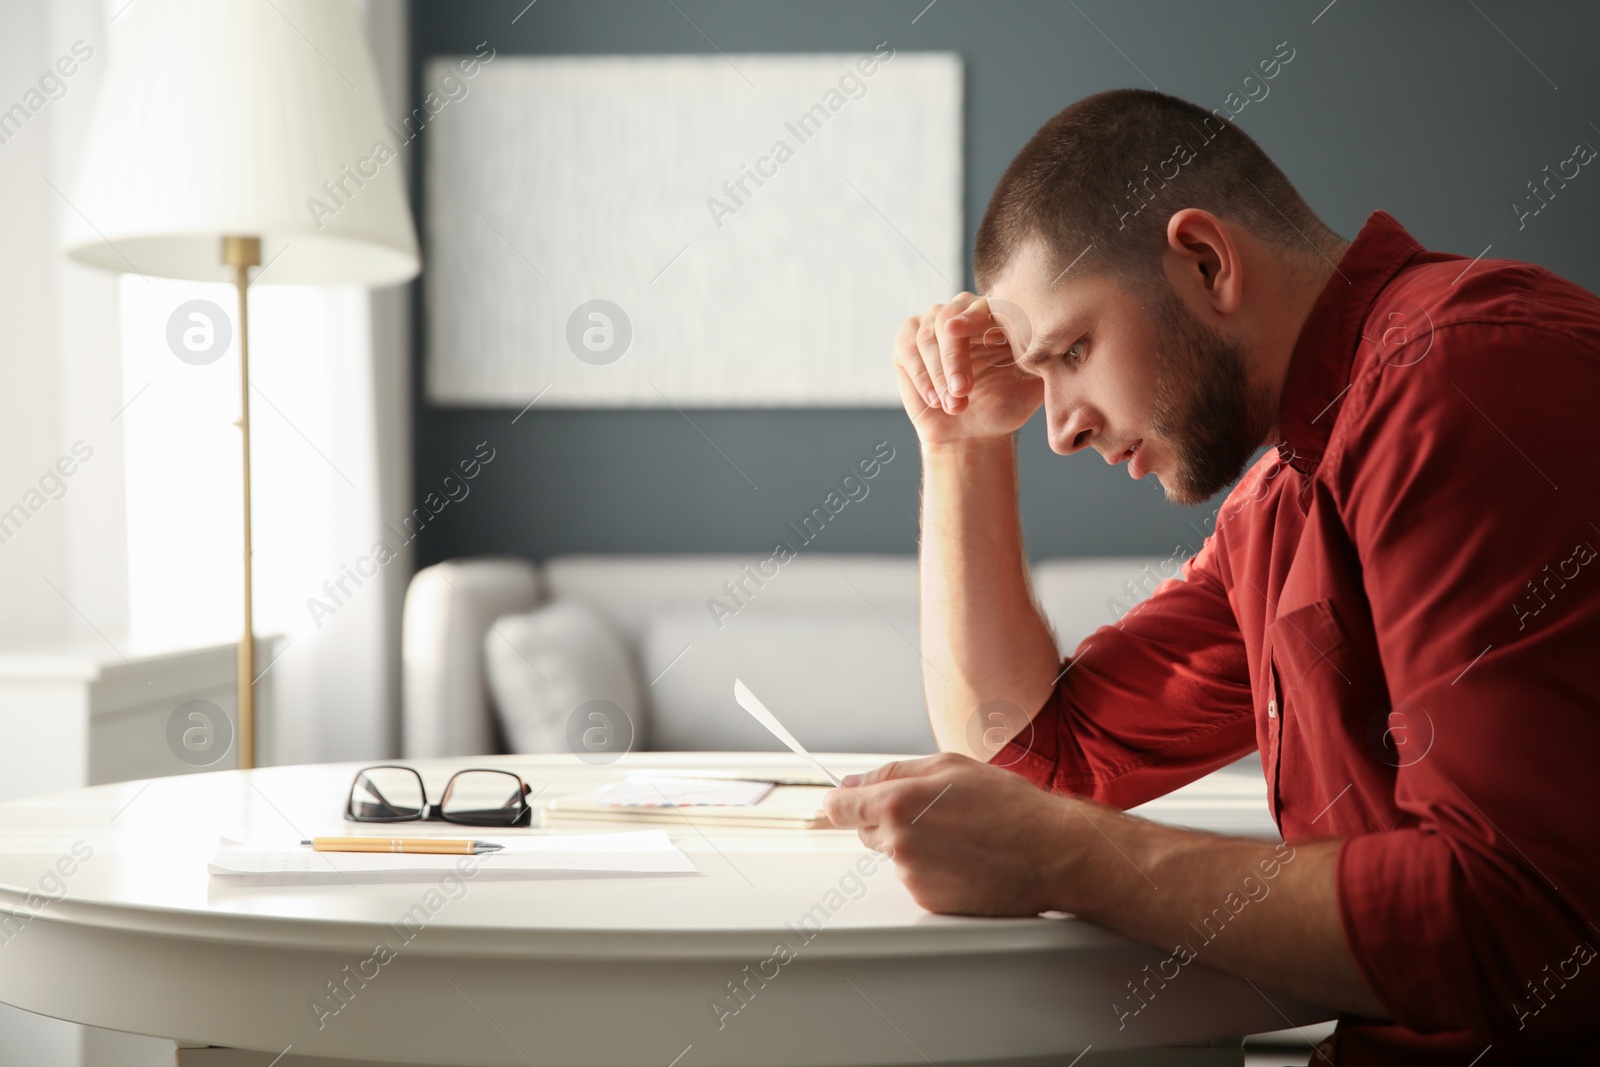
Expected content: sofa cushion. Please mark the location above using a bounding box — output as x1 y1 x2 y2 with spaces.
640 605 936 756
483 598 645 755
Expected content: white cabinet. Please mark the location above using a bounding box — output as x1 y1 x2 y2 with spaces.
0 638 279 801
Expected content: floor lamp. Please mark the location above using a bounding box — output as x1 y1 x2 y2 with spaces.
62 0 420 768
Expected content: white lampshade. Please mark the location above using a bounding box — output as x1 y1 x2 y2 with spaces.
64 0 419 286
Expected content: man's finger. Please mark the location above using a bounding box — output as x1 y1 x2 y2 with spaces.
894 320 939 415
934 297 981 400
934 303 966 404
945 295 991 337
822 783 876 828
915 312 952 409
856 825 895 860
893 361 939 425
948 296 1011 357
979 296 1032 360
839 754 948 789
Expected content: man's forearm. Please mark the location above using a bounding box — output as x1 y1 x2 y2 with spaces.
1068 804 1388 1018
919 436 1060 756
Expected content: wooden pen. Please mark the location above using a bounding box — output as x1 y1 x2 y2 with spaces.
301 837 503 855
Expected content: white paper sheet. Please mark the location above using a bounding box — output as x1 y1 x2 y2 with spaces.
208 829 698 883
733 678 844 786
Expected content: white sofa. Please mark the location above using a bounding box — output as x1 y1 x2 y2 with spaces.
401 552 1173 761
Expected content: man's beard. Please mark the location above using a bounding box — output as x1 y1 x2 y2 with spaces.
1145 283 1277 507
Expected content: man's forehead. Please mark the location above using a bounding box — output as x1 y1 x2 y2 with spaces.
984 240 1101 362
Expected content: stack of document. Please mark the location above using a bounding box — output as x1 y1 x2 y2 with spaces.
538 680 844 830
208 829 699 884
544 774 835 830
586 774 777 807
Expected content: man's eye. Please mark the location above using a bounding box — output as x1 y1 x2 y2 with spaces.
1063 340 1088 366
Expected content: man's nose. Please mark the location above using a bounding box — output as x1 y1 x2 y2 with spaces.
1047 400 1097 456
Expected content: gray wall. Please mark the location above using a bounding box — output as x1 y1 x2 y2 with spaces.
407 0 1600 566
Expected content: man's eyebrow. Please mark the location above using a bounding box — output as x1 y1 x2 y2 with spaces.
1017 332 1067 367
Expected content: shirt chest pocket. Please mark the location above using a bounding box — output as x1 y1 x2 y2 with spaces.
1264 596 1382 829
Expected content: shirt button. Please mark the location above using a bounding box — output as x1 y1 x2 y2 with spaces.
1267 696 1277 718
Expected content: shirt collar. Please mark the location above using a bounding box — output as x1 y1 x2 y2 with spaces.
1275 210 1425 473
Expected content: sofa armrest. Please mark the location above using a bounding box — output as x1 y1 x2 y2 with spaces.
402 557 544 758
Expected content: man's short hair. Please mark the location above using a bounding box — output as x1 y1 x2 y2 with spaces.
974 88 1340 291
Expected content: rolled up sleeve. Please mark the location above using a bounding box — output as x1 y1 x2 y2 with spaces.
991 521 1258 811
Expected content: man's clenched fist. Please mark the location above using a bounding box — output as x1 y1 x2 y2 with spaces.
822 751 1121 917
893 293 1044 445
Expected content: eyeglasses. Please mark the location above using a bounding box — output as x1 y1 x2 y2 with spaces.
345 765 537 827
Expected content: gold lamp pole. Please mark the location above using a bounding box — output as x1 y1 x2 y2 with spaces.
224 235 261 770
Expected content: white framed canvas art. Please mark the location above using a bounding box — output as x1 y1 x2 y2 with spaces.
423 49 962 407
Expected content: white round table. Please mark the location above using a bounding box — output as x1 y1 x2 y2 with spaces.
0 753 1330 1066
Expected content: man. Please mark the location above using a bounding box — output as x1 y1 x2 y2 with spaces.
821 88 1600 1064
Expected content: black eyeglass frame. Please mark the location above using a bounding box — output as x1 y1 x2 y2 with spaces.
344 764 536 827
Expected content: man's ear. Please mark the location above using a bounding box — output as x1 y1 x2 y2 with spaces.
1164 209 1243 315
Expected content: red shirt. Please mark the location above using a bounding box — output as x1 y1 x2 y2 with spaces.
992 211 1600 1064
